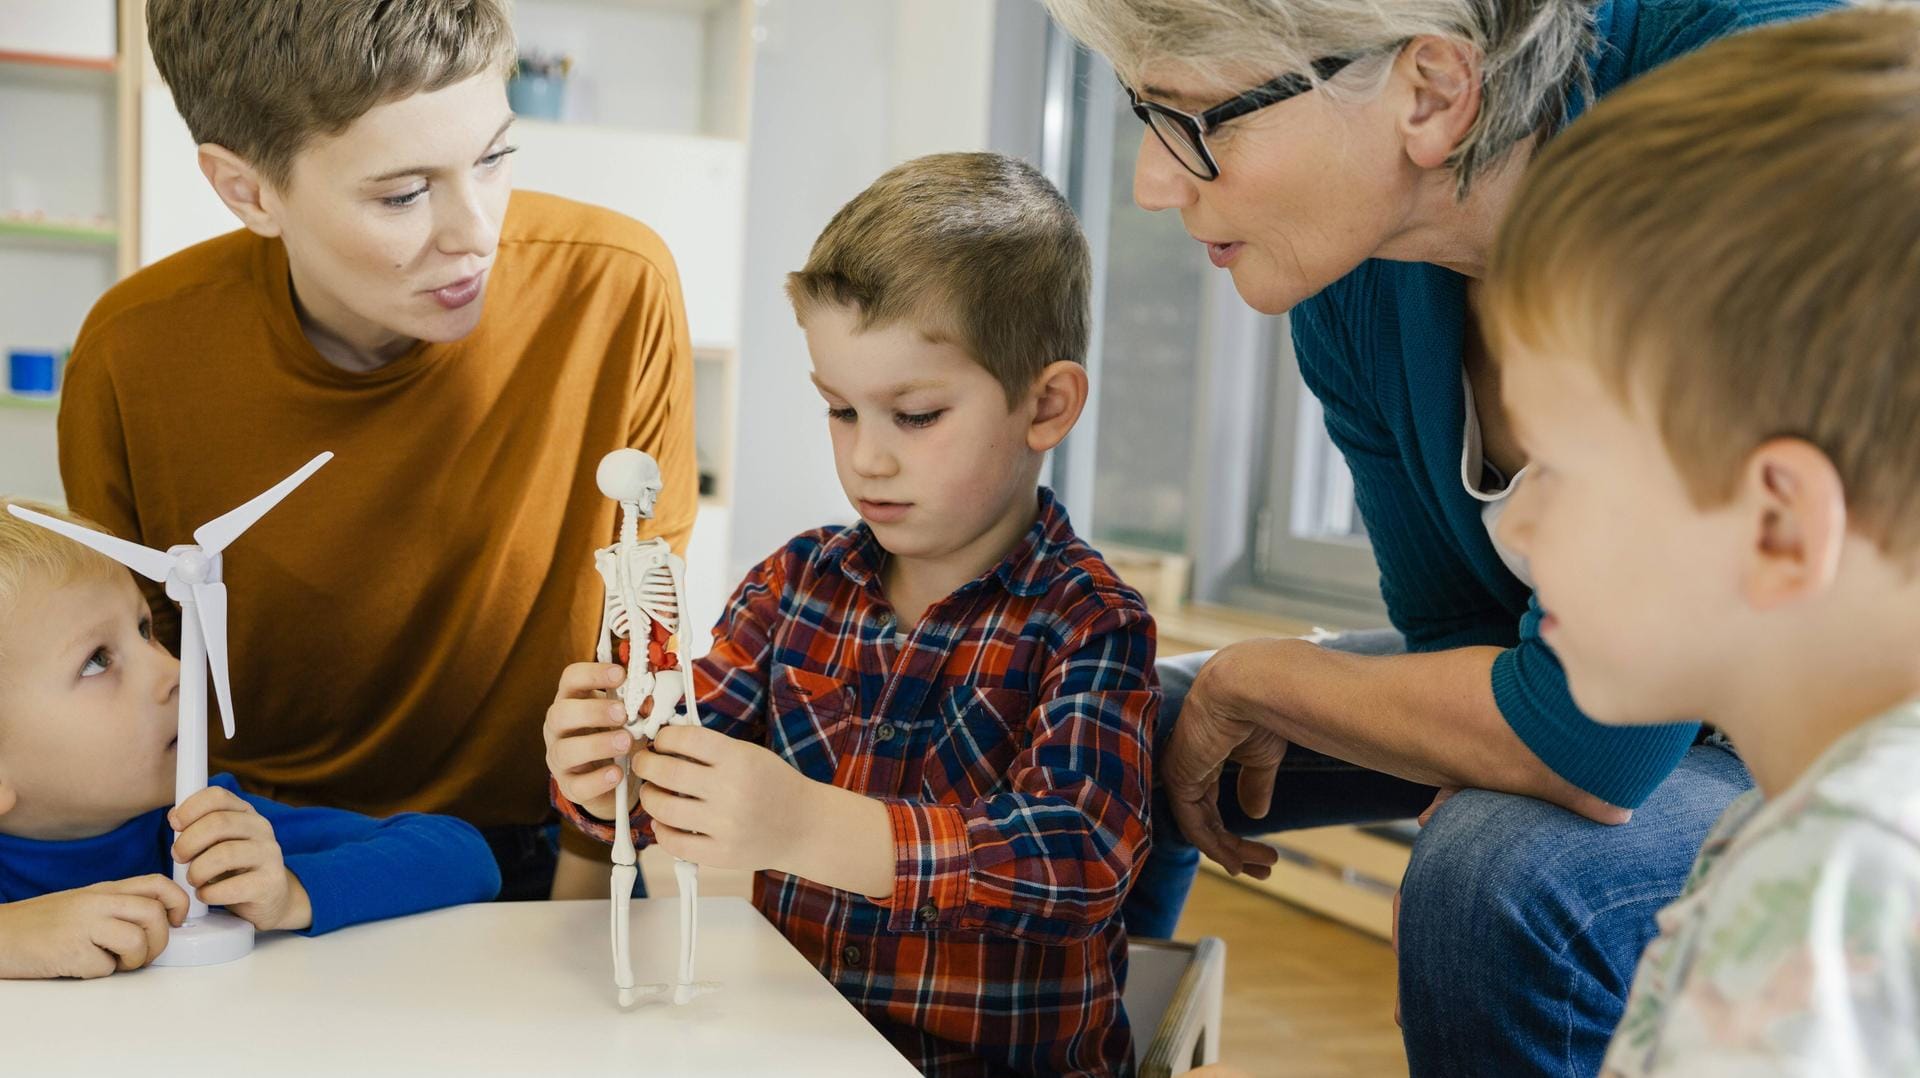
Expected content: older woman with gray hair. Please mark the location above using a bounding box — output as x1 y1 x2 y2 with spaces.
1042 0 1840 1074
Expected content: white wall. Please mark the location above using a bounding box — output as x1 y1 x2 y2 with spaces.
140 82 244 266
0 408 61 502
885 0 996 164
0 1 116 60
725 0 1000 577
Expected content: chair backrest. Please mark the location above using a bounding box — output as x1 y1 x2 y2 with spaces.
1124 936 1226 1077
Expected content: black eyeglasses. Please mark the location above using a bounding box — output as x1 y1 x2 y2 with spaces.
1124 56 1356 181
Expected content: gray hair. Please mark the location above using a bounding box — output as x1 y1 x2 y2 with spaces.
1042 0 1599 196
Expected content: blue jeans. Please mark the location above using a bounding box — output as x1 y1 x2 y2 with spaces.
481 823 563 902
1123 639 1751 1078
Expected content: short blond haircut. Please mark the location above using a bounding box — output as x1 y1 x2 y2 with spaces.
786 152 1091 406
1485 6 1920 558
147 0 517 187
0 501 122 665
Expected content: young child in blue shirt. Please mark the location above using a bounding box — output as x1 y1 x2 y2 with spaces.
0 500 499 977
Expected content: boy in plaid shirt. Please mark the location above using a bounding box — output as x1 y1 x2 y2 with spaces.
545 152 1156 1076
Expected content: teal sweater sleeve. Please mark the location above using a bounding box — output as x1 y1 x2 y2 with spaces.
1288 0 1842 808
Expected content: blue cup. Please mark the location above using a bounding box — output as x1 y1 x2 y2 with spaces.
8 350 57 397
508 74 567 121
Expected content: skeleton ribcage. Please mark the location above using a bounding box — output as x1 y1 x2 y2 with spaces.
605 557 680 641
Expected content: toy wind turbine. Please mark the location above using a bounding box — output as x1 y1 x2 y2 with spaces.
7 452 332 966
593 448 713 1007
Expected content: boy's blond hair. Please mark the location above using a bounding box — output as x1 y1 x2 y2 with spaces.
0 501 121 664
147 0 517 187
786 152 1091 406
1485 6 1920 558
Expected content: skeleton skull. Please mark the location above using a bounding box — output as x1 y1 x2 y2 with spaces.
596 448 663 518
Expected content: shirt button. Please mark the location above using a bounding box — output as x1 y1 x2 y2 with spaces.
874 611 896 631
915 904 939 926
842 944 864 966
874 723 896 743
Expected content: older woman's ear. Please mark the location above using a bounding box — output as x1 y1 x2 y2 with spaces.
1396 35 1485 171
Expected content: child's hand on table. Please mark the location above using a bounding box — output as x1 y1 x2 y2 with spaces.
0 875 187 978
633 726 895 898
169 786 311 932
544 661 643 822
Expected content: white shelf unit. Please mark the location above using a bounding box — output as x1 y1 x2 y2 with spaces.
0 1 141 501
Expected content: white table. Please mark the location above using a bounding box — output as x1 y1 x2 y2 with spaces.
0 898 920 1077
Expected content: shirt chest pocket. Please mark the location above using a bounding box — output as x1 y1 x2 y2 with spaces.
767 665 859 784
920 686 1032 805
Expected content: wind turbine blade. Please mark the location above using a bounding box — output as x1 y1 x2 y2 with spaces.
194 452 333 556
192 582 236 740
5 506 175 583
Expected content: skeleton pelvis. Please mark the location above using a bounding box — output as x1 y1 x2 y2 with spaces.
618 666 687 737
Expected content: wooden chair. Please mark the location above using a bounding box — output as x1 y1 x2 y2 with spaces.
1125 936 1227 1077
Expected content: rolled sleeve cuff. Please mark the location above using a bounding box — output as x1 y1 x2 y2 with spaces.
880 800 974 932
1491 647 1698 809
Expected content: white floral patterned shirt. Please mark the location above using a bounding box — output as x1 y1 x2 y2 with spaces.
1603 698 1920 1076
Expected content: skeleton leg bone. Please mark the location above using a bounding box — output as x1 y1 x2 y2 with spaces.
671 856 719 1004
611 765 641 1007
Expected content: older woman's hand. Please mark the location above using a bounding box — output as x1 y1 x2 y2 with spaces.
1163 640 1298 878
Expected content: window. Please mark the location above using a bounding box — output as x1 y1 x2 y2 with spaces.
1250 341 1384 620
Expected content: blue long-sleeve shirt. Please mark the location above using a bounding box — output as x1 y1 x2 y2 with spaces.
1291 0 1842 808
0 774 500 934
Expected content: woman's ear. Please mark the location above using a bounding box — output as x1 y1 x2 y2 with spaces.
1396 35 1483 171
1026 361 1090 454
1740 438 1848 611
198 145 284 238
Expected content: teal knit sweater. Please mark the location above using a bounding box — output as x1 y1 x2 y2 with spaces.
1291 0 1844 807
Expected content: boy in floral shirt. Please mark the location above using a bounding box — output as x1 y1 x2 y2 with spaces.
1484 9 1920 1073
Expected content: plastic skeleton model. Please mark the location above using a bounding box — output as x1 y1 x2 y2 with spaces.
594 449 712 1007
7 453 332 967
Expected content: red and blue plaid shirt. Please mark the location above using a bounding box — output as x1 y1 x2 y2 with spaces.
558 489 1157 1076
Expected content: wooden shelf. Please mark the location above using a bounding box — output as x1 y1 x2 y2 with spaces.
1159 609 1323 657
0 219 119 246
0 49 117 74
0 394 60 413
